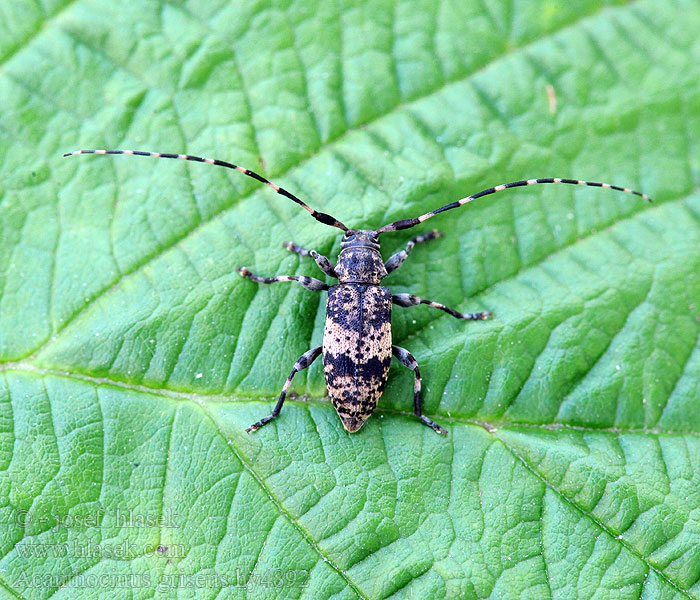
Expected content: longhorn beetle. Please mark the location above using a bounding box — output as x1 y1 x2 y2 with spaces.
65 148 651 435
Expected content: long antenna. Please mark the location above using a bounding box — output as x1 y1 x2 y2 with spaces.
376 177 652 234
64 149 349 232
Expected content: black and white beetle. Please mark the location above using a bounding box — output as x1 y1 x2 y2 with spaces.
65 149 650 435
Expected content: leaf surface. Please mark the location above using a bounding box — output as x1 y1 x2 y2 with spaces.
1 0 700 598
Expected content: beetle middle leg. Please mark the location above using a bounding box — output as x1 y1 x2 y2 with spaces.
392 345 447 435
237 267 329 291
282 241 338 278
384 229 443 275
392 293 492 320
247 346 323 433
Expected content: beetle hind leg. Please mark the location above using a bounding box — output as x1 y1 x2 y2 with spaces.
246 346 323 433
392 345 448 435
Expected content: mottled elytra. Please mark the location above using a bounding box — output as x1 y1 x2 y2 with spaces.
65 148 651 435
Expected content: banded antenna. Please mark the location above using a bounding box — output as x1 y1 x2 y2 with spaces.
65 149 652 235
376 177 652 234
63 149 349 232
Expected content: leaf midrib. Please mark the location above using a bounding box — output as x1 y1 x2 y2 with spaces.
4 363 699 438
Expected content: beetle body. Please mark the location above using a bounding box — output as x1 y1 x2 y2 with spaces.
323 283 392 431
65 148 651 435
323 231 392 431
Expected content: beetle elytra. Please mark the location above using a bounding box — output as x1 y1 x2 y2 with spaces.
65 148 651 434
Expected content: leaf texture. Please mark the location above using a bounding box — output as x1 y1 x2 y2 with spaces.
1 0 699 598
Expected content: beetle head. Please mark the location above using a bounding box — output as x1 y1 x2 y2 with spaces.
340 229 380 250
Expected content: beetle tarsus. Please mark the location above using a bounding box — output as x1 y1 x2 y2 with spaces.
246 346 322 433
460 310 492 320
418 415 448 436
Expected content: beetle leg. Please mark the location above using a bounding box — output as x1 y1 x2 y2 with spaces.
246 346 323 433
384 230 443 275
392 293 491 321
392 345 447 435
282 241 338 278
237 267 329 291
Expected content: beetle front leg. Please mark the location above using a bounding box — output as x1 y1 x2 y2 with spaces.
246 346 323 433
282 241 338 278
237 267 329 292
392 293 492 320
392 345 447 435
384 230 443 275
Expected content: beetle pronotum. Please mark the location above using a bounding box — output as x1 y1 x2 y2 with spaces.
65 148 650 434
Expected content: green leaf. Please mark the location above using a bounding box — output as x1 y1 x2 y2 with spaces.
1 0 699 598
